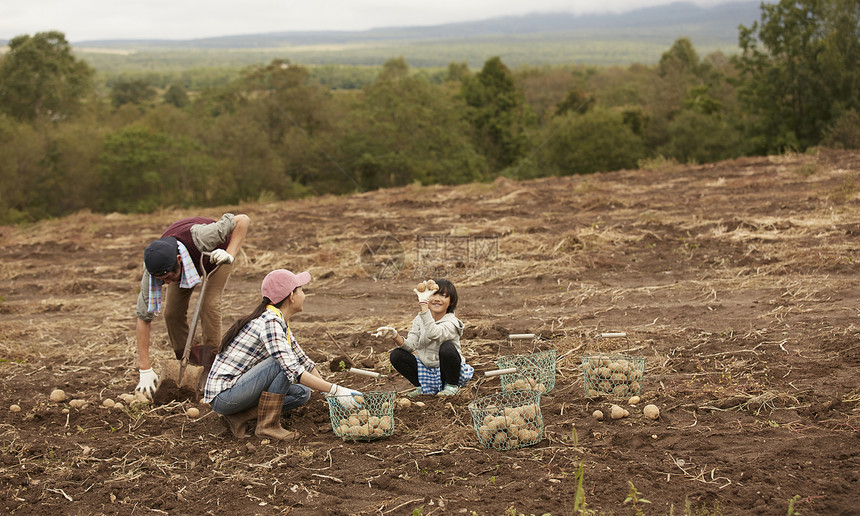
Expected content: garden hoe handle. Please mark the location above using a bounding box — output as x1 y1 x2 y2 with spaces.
178 253 220 385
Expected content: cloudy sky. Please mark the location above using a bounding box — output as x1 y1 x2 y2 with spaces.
4 0 735 42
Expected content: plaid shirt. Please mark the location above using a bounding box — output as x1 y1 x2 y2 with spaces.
202 307 315 403
146 241 201 314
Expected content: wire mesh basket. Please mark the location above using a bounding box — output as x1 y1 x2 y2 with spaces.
581 332 645 398
468 369 544 451
496 349 557 394
327 391 395 441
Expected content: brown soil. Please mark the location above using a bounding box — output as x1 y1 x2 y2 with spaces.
2 149 860 515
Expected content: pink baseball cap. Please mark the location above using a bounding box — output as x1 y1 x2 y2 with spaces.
261 269 311 304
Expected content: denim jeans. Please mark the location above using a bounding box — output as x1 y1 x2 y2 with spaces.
209 356 311 416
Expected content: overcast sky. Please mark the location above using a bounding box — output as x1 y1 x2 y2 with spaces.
3 0 735 42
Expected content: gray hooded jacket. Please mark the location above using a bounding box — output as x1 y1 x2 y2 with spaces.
400 311 465 368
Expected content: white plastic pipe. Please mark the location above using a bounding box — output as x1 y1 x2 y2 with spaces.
484 367 518 377
347 368 381 378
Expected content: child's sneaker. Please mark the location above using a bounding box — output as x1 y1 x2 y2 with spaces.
438 384 460 396
405 386 423 398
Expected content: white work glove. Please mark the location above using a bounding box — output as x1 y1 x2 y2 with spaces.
328 384 362 409
413 280 438 304
372 326 398 340
136 368 159 399
209 249 234 265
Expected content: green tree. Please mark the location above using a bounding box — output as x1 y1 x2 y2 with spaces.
0 31 94 122
537 108 646 176
461 56 534 172
735 0 860 153
110 78 158 108
97 126 210 213
658 110 742 164
340 58 486 190
163 84 191 108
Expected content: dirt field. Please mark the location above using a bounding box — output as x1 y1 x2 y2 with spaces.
2 149 860 515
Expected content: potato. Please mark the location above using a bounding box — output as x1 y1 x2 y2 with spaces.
368 415 381 428
612 384 629 398
354 396 365 405
628 396 641 405
597 380 613 393
69 399 86 409
348 415 361 427
10 404 21 413
592 410 604 421
610 404 629 420
186 407 200 418
102 398 115 408
629 381 641 394
357 409 370 423
426 280 438 291
378 416 393 431
643 404 660 420
50 389 67 403
114 402 124 410
597 367 612 379
609 372 627 383
398 398 411 408
337 423 350 435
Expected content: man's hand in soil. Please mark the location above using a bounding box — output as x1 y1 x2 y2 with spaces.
136 368 159 398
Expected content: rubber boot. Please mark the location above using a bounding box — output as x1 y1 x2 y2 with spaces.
221 406 257 439
255 391 297 440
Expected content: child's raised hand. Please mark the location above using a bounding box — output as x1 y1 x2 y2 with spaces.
414 280 438 304
372 326 398 340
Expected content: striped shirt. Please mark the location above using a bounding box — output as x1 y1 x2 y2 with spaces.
202 307 315 403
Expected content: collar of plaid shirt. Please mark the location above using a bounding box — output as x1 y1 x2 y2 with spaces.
146 241 201 313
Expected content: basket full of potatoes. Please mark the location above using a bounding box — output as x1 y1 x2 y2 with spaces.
497 349 557 394
328 391 396 441
468 389 544 451
581 353 645 398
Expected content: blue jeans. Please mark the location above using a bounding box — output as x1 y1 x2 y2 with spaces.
209 356 311 416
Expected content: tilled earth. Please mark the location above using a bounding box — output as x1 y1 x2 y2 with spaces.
1 149 860 515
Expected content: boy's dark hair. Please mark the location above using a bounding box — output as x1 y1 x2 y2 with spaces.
434 278 458 313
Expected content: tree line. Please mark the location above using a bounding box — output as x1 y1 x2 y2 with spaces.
1 0 858 224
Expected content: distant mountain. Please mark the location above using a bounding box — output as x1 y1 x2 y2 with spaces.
70 1 760 49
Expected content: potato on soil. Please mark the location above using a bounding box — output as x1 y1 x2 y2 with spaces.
50 389 66 402
398 398 411 408
610 404 629 420
10 404 21 413
102 398 115 408
592 410 604 421
186 407 200 418
69 399 87 409
643 404 660 419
